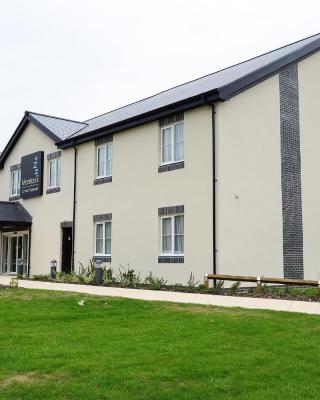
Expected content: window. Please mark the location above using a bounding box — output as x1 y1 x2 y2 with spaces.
161 214 184 255
161 122 184 164
95 221 112 255
96 143 112 178
48 158 61 188
10 168 21 197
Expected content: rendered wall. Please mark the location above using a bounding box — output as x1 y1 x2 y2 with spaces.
299 51 320 280
215 75 284 278
0 123 74 274
75 107 213 284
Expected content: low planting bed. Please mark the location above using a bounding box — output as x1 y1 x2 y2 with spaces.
18 263 320 302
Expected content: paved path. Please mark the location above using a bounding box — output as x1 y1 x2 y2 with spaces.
0 276 320 315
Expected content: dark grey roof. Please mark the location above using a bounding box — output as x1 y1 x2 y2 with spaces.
0 201 32 227
28 112 87 140
66 32 320 139
1 32 320 159
0 112 87 168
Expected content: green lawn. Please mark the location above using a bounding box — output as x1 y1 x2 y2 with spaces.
0 289 319 400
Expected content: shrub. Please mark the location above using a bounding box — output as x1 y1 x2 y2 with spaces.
116 265 141 287
10 278 19 288
78 260 96 284
284 285 291 294
144 272 167 290
55 272 80 284
187 272 199 290
209 280 224 294
229 281 241 295
255 283 268 294
103 268 115 285
32 274 51 281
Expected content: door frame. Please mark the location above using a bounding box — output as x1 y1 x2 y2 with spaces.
61 226 73 273
1 231 29 275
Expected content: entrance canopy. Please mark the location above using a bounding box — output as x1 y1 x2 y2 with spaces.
0 201 32 229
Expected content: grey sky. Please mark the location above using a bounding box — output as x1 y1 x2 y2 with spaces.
0 0 319 151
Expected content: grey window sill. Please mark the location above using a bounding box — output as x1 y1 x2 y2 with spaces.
9 195 20 201
46 187 61 194
158 256 184 263
158 161 184 173
92 255 112 263
94 176 112 185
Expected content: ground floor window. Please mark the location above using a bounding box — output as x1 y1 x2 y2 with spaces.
95 221 112 255
161 214 184 255
1 232 28 275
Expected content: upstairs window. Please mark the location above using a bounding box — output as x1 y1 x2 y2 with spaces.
161 122 184 165
10 168 21 197
161 214 184 255
48 158 61 188
96 143 113 178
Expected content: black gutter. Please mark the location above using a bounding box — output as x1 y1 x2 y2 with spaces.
218 38 320 100
71 145 78 272
57 38 320 150
211 104 217 287
57 91 220 149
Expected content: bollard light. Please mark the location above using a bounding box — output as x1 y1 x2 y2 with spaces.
50 259 57 279
95 259 103 286
204 274 209 290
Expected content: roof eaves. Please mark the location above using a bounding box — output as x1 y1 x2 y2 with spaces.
218 37 320 100
0 112 62 169
57 90 220 148
0 201 32 225
27 111 88 126
16 202 33 222
0 115 29 169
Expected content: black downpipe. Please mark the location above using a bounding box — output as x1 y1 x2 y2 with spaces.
27 225 32 276
211 105 217 287
71 145 78 272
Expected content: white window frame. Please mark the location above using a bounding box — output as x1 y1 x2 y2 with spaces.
95 221 112 256
160 214 184 256
160 122 184 165
96 143 113 179
10 168 21 197
48 158 61 189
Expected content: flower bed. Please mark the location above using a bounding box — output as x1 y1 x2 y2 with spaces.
16 262 320 302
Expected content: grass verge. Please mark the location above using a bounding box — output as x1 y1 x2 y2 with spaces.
0 288 319 399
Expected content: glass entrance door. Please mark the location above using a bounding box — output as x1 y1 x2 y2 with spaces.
1 233 28 275
2 236 9 274
10 236 17 274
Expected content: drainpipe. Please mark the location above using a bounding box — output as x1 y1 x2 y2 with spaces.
211 104 217 286
27 225 31 276
71 145 78 272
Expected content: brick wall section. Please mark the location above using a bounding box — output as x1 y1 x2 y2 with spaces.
279 64 304 279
